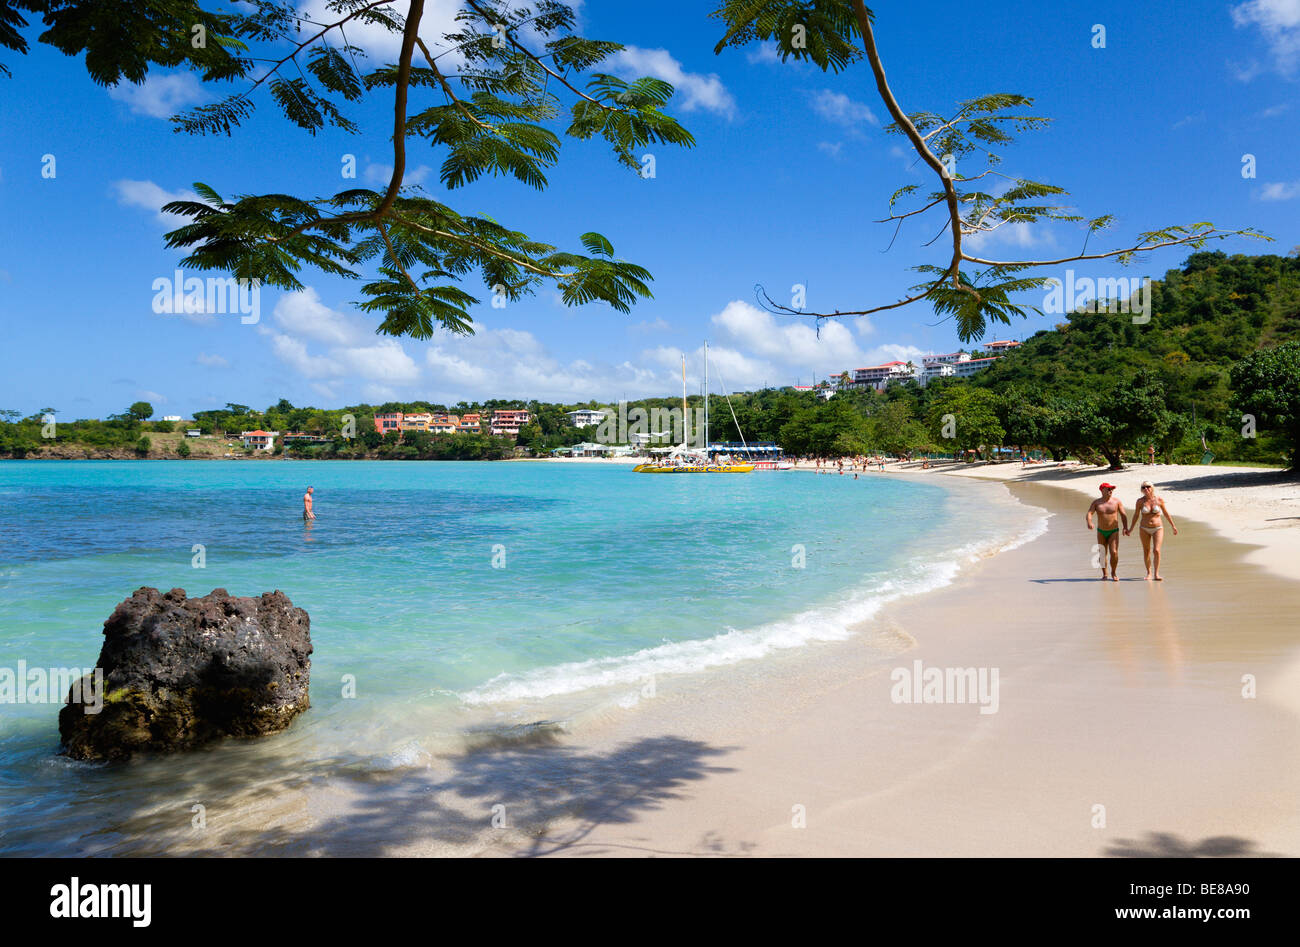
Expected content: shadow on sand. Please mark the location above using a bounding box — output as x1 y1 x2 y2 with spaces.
1104 832 1282 857
1029 577 1150 583
19 731 741 858
194 733 739 857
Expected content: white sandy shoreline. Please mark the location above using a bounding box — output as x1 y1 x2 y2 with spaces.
896 460 1300 583
451 457 1300 857
101 455 1298 857
495 473 1300 858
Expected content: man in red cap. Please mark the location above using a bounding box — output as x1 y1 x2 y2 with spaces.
1085 482 1129 581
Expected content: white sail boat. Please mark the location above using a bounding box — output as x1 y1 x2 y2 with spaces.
633 345 754 473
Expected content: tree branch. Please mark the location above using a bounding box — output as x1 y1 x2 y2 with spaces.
461 0 627 113
389 212 567 278
237 0 396 103
373 0 425 219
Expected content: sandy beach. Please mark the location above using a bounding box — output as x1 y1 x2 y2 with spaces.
211 460 1287 858
64 460 1296 858
909 460 1300 584
450 465 1295 858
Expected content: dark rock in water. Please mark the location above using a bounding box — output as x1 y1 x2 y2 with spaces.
59 587 312 761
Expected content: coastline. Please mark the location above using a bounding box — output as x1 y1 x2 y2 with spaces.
475 472 1300 857
207 461 1299 858
905 460 1300 584
8 459 1297 857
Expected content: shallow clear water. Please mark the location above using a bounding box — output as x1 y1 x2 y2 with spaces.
0 460 1042 854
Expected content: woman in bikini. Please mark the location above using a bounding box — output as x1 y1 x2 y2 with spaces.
1125 480 1178 581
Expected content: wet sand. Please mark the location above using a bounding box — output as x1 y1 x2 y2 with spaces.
465 479 1300 857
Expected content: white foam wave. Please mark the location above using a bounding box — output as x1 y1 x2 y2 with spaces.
459 559 960 706
458 496 1051 708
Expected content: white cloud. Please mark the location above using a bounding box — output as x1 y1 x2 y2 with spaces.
964 220 1057 253
1259 102 1292 117
111 179 200 226
414 321 723 403
108 73 206 118
135 390 168 405
608 46 736 116
629 317 671 333
363 384 400 403
337 341 420 384
1232 0 1300 74
857 343 931 369
810 89 877 130
256 287 946 406
270 333 344 379
1260 180 1300 200
712 299 869 369
196 353 230 368
817 141 844 159
364 163 433 187
706 300 931 380
1228 58 1266 81
265 290 417 385
746 43 782 65
273 288 367 346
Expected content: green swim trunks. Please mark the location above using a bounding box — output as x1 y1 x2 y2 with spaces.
1096 527 1119 539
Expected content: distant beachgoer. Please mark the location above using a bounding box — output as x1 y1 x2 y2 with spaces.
303 486 315 521
1147 444 1156 465
1125 480 1178 580
1086 482 1128 581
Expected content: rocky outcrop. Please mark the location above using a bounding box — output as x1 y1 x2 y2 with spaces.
1 446 138 460
59 587 312 761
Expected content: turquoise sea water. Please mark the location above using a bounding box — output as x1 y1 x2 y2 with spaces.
0 460 1043 854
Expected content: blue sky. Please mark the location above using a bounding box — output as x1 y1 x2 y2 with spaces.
1 0 1297 419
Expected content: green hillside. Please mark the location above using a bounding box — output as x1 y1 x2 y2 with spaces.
968 251 1300 464
976 251 1300 418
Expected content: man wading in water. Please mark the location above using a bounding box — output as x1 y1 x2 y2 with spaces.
1086 483 1128 581
303 486 315 521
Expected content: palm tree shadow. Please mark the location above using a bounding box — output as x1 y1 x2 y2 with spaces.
1104 832 1282 857
448 734 739 857
175 733 739 857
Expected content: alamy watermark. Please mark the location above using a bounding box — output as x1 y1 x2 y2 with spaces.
1043 269 1151 324
151 269 260 324
890 659 1000 714
594 401 705 447
0 661 103 713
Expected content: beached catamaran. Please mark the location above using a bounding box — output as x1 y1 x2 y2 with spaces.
633 345 755 473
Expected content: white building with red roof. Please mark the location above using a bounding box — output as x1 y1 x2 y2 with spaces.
240 430 280 451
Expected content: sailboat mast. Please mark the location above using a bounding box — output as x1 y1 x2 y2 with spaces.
681 354 687 449
704 341 709 456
